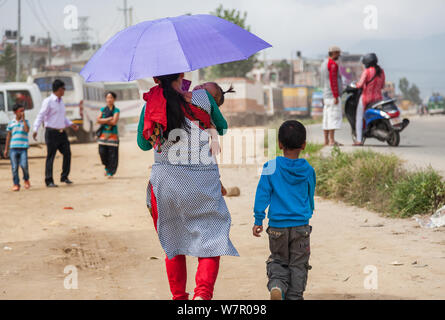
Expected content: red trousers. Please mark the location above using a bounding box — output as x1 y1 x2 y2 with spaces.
150 184 220 300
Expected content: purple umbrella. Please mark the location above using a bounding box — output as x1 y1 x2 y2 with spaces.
80 14 272 82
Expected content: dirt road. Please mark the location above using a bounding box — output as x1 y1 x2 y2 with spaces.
0 132 444 299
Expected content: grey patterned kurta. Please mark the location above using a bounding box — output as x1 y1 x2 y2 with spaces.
146 90 239 259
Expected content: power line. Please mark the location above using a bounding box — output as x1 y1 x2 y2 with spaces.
0 0 8 9
35 0 63 44
26 0 50 35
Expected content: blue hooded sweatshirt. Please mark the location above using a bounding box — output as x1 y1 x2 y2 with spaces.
254 157 316 227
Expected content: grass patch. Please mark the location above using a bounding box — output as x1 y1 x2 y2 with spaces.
263 117 324 158
307 147 445 217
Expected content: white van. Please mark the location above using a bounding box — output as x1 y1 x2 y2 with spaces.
0 82 44 156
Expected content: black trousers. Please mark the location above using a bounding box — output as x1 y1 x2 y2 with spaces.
98 144 119 176
45 128 71 185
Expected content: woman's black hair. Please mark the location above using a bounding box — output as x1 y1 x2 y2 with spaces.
373 64 383 77
156 73 193 137
367 61 383 77
217 84 235 106
105 91 117 99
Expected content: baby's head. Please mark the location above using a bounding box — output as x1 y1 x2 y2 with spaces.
193 82 235 107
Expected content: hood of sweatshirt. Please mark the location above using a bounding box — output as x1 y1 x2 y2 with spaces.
274 156 312 185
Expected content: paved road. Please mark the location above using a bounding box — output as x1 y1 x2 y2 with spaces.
307 114 445 173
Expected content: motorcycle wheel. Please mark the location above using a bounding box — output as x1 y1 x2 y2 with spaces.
387 131 400 146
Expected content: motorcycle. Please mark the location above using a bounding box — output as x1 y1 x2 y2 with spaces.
344 82 409 146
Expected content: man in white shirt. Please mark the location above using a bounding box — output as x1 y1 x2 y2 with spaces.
33 79 78 187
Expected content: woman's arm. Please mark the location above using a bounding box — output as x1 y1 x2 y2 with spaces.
97 117 112 124
137 104 153 151
356 69 368 89
108 112 120 126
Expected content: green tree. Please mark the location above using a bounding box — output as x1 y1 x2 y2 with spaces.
408 84 422 105
271 59 291 84
204 5 257 80
399 77 422 105
0 44 17 81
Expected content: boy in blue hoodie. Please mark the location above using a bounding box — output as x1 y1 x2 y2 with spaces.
253 120 316 300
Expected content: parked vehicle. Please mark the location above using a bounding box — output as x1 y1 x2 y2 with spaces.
27 71 91 141
0 82 44 157
82 81 145 135
29 72 152 142
310 90 324 118
282 85 314 117
344 82 409 146
427 94 445 114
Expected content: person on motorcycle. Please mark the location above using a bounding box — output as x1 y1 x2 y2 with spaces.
354 53 386 146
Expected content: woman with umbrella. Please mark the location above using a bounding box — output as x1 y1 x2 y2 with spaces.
80 14 271 299
138 72 238 300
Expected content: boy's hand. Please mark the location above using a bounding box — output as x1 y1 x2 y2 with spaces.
252 225 263 237
3 149 8 158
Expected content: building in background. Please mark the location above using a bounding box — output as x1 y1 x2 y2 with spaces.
339 53 364 85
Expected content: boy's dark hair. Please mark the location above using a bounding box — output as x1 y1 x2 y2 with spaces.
12 103 24 112
52 79 65 92
105 91 117 99
278 120 306 149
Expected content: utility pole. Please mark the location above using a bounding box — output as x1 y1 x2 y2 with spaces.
129 6 133 26
47 32 52 66
16 0 21 81
289 51 293 86
118 1 132 28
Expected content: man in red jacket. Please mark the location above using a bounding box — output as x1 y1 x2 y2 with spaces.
321 46 343 146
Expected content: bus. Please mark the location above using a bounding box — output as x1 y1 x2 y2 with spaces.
427 94 445 114
282 85 315 117
82 81 148 136
28 72 153 142
27 71 89 141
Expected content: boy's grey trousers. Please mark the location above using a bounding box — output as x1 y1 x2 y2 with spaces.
266 225 312 300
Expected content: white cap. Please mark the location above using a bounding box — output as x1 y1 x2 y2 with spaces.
329 45 341 53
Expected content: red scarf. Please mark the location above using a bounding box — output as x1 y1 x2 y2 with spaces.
143 86 212 143
143 85 167 141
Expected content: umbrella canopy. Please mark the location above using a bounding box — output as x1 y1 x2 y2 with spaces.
80 14 271 82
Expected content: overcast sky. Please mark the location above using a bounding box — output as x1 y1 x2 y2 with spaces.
0 0 444 56
1 0 445 96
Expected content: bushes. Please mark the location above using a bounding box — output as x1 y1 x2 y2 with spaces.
390 169 445 217
307 147 445 217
